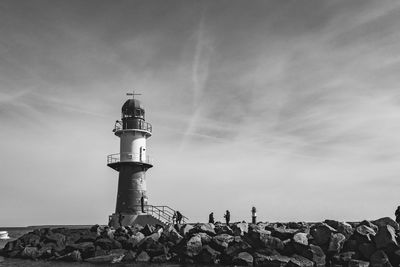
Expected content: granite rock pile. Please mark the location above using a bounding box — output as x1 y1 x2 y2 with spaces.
1 217 400 266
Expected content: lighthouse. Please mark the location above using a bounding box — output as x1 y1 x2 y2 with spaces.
107 93 153 227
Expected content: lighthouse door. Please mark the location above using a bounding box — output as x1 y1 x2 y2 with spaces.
140 147 146 163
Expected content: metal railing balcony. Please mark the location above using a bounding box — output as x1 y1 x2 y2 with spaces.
113 121 152 133
107 153 152 165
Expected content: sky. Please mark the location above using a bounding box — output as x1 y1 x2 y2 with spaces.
1 0 400 226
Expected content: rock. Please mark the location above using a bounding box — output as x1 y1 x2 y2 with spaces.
197 232 212 244
20 247 41 259
348 259 370 267
374 225 398 250
122 250 136 262
328 233 346 253
332 251 356 265
3 239 23 254
358 242 376 260
356 225 376 242
19 233 41 247
191 223 216 236
325 220 354 239
287 222 308 230
136 251 151 262
197 245 221 264
300 244 326 267
141 224 155 236
287 254 314 267
44 232 66 250
253 254 290 266
95 238 122 250
152 253 171 263
372 217 399 231
232 251 254 266
370 250 392 267
57 250 82 262
67 241 95 259
85 252 125 263
78 231 98 242
310 223 336 247
293 232 309 246
359 221 379 233
185 234 202 257
211 234 234 252
260 235 285 250
179 224 194 236
127 232 145 249
163 225 183 244
215 224 234 235
232 222 249 236
225 237 252 258
272 227 299 240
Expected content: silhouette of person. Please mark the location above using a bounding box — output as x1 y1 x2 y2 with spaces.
224 210 230 226
209 212 215 224
396 206 400 223
176 211 183 224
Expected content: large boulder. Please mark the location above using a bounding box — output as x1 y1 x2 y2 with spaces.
358 242 376 260
328 233 346 253
191 223 216 236
197 245 221 264
135 251 151 262
232 251 254 266
67 241 95 259
370 250 392 267
211 234 234 252
372 217 399 231
355 224 376 242
185 234 203 257
293 232 309 246
127 232 145 249
300 244 326 267
374 225 398 250
310 223 336 247
272 227 299 240
140 224 155 236
232 222 249 236
179 224 194 236
20 247 41 259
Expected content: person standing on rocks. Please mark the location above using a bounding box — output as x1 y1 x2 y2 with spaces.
209 212 214 224
396 206 400 223
176 211 183 224
224 210 230 225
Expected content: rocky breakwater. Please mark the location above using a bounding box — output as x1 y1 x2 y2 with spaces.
1 217 400 266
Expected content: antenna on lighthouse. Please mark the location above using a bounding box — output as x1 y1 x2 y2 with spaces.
127 91 141 99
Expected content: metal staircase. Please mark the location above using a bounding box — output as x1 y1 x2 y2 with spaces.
142 205 189 224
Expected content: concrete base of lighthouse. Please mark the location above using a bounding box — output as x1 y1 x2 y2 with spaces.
108 213 165 228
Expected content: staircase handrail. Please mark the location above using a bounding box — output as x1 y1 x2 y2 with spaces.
131 205 188 224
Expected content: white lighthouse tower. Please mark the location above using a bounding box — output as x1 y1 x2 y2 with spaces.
107 92 153 227
107 93 187 227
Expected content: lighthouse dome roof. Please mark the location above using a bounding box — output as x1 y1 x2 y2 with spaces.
122 99 144 112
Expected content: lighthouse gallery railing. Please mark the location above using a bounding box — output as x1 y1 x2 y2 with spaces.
107 153 152 165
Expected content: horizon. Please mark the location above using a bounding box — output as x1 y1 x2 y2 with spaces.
1 0 400 226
